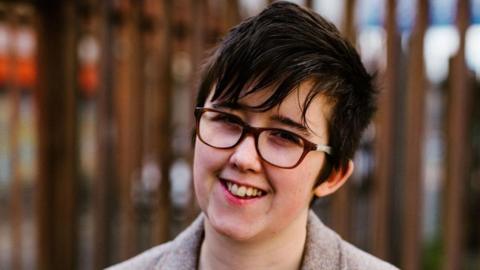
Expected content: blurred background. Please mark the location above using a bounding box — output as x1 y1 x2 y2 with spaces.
0 0 478 269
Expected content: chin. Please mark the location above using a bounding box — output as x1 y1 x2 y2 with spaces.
216 224 258 242
207 213 261 242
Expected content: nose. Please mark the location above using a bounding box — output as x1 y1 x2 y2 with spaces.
229 134 262 172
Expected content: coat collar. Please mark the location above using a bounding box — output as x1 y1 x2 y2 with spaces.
301 211 343 270
156 211 342 270
155 214 205 269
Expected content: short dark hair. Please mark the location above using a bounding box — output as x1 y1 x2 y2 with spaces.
195 1 377 174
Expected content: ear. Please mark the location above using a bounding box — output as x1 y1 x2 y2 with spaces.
313 160 354 197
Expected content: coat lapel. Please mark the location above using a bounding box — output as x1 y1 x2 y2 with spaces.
156 215 205 270
301 211 343 270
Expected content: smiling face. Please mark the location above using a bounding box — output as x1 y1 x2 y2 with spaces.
193 81 337 243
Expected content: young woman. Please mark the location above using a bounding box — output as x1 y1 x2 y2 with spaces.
108 2 398 269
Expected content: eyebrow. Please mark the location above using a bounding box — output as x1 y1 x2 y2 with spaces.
270 115 308 134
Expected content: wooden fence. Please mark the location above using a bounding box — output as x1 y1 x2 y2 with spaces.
0 0 478 269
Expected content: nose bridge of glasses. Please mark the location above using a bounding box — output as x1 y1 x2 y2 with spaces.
242 123 263 138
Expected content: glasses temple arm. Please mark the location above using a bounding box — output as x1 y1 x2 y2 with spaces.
314 145 332 155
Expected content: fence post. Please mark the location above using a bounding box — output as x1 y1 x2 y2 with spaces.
111 0 144 260
36 0 78 269
402 0 428 269
444 0 471 269
9 6 22 269
372 0 399 261
141 0 173 247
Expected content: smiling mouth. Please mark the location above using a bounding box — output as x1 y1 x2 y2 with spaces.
221 179 267 199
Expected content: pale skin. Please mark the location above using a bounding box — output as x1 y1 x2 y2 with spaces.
194 81 354 270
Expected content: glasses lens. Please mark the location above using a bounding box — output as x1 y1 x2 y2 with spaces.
198 110 243 148
258 129 305 167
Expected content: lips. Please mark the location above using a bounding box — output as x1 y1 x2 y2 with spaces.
220 178 267 199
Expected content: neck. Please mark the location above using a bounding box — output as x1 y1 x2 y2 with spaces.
199 212 309 270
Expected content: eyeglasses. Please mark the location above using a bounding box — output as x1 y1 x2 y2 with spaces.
194 107 332 169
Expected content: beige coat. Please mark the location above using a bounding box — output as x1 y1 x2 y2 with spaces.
107 211 399 270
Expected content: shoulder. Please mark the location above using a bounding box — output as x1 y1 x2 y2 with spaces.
339 240 399 270
105 242 173 270
303 211 399 270
105 214 205 270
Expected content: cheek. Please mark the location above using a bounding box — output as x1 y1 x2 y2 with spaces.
193 142 213 207
193 142 211 184
194 139 226 166
273 158 323 202
193 140 228 190
270 171 311 205
301 155 326 184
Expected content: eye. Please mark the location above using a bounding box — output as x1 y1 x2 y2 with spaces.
268 129 303 146
208 112 244 132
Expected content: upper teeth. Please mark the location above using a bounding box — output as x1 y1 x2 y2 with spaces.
226 181 263 198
